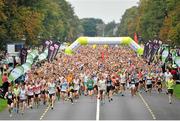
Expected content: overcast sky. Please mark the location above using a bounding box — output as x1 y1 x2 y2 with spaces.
66 0 139 24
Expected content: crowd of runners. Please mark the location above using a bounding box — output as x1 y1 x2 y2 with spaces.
3 45 178 117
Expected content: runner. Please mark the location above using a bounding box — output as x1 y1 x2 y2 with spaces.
48 79 56 109
68 81 74 104
27 82 34 109
60 77 68 103
146 72 153 95
87 75 94 98
166 75 175 104
106 75 113 102
73 76 80 102
13 84 20 114
98 75 106 104
4 87 14 117
93 73 98 98
129 74 136 96
19 83 27 115
120 71 126 96
34 81 41 108
40 78 47 105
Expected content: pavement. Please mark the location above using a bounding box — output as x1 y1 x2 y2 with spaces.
0 89 180 120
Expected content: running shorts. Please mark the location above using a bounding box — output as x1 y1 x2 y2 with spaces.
168 89 173 95
121 83 125 87
115 82 120 87
7 99 13 105
49 93 55 98
61 91 66 93
88 87 93 91
106 86 112 93
157 81 161 85
35 93 40 98
28 95 34 100
135 83 139 87
70 89 74 93
100 90 105 95
19 99 27 103
41 90 45 95
147 84 152 89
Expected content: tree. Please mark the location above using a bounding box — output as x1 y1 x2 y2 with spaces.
117 0 180 45
80 18 104 36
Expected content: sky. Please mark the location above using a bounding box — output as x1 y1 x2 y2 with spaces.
66 0 139 24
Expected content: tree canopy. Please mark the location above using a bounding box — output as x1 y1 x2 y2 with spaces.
0 0 82 49
80 18 104 36
117 0 180 45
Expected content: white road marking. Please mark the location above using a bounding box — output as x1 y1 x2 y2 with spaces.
96 98 100 121
40 105 50 120
139 93 157 120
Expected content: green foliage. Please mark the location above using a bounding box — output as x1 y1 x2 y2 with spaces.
174 84 180 99
0 99 7 112
80 18 104 36
117 0 180 45
104 21 117 37
0 0 82 49
116 6 139 38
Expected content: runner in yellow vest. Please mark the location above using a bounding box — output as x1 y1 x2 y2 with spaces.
166 76 175 104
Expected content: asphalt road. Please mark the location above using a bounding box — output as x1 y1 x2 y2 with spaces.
0 89 180 120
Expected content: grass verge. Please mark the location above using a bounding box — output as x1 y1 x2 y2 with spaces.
174 84 180 99
0 99 7 112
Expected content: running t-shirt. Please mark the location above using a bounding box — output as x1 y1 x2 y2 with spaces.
166 79 175 89
19 89 27 100
87 79 94 89
69 83 74 90
120 74 126 83
34 84 41 94
98 79 106 90
146 76 152 85
93 76 98 85
106 79 112 87
84 75 88 83
27 85 34 96
13 88 20 97
48 83 56 94
74 79 80 91
7 92 13 100
61 81 68 92
164 72 172 82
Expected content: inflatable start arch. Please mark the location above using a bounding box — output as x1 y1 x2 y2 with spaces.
65 37 143 55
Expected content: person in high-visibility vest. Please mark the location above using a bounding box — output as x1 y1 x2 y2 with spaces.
166 75 175 104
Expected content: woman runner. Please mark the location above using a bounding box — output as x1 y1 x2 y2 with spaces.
48 79 56 109
4 87 14 117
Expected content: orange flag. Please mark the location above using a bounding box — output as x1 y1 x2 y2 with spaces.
134 32 138 44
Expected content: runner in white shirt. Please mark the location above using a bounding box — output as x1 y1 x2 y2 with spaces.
98 75 106 104
27 82 34 109
164 69 172 82
48 79 56 109
34 81 41 108
120 71 126 96
73 77 80 102
19 84 27 115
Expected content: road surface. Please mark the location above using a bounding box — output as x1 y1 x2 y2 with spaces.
0 90 180 120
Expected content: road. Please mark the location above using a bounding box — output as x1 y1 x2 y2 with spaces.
0 89 180 120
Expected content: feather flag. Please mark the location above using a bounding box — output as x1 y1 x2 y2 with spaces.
134 33 138 44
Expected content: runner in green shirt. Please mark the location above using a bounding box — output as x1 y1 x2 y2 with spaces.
87 76 94 97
